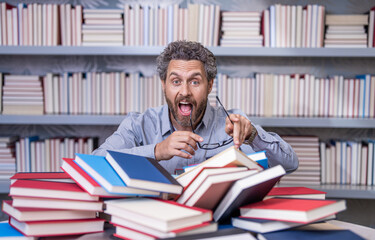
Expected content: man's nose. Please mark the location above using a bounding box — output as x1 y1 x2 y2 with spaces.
180 82 192 96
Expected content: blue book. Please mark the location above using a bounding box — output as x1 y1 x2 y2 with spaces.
258 229 365 240
248 150 268 169
74 154 159 196
0 222 33 239
106 150 183 194
232 217 306 234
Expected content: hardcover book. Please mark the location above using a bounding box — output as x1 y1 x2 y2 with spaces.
213 165 285 222
2 200 97 222
9 179 99 201
74 153 160 196
105 198 212 232
240 198 346 223
106 150 183 194
176 146 263 188
61 158 122 197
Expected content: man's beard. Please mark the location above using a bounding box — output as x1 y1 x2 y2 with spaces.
165 95 207 128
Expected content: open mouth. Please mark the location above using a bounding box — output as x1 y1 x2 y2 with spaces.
178 102 192 116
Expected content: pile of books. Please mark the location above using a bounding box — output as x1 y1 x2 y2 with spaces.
106 198 217 239
0 136 18 180
3 172 104 237
82 9 124 46
2 75 44 115
278 136 321 185
324 14 368 48
220 11 263 47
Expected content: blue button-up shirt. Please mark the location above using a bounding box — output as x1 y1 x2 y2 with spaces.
93 104 298 174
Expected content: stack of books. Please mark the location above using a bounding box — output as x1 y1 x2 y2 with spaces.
3 172 105 237
82 9 124 46
2 75 44 115
0 136 18 180
232 188 346 234
279 136 321 185
174 146 285 223
105 198 217 239
324 14 368 48
220 11 263 47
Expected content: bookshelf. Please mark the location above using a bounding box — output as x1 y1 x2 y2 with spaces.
1 1 375 201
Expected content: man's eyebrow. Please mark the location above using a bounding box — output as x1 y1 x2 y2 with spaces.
168 71 203 78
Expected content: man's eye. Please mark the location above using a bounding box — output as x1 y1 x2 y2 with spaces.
191 80 199 85
172 79 181 85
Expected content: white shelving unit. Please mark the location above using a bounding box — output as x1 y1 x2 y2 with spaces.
1 46 375 57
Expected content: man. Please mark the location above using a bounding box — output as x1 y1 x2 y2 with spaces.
93 40 298 174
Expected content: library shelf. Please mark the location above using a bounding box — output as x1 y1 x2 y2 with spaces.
1 46 375 57
0 115 374 128
279 184 375 200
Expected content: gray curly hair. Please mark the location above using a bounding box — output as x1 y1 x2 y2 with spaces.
156 40 217 82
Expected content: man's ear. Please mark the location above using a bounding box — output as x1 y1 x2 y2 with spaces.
208 79 214 94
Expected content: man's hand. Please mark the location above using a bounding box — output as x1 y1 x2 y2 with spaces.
225 114 253 149
154 131 203 161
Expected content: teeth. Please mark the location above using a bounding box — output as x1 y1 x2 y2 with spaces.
180 102 189 104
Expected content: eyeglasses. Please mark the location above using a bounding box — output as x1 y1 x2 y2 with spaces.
189 96 234 150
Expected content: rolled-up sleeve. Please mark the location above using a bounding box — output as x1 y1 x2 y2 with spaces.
250 125 299 173
92 113 157 159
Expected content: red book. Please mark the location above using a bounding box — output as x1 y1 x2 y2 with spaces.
60 158 122 197
2 200 97 222
11 196 103 212
10 172 74 184
9 217 104 237
265 187 326 200
10 179 99 202
240 198 346 223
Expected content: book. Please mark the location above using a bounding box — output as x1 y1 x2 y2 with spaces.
257 223 365 240
213 165 285 222
2 200 97 222
106 150 183 194
60 158 122 197
176 167 249 205
240 198 346 223
232 214 336 234
0 222 35 240
11 196 103 212
9 179 99 202
264 187 326 200
9 217 105 237
104 198 212 232
163 225 257 240
112 220 217 239
247 150 268 169
184 169 259 210
176 146 263 188
74 153 160 196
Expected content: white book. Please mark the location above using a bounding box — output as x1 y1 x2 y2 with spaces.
368 142 374 186
368 10 374 47
105 198 212 232
270 5 276 47
291 5 296 47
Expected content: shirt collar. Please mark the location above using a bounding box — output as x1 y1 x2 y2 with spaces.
161 103 215 136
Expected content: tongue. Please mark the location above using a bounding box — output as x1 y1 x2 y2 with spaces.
179 104 192 116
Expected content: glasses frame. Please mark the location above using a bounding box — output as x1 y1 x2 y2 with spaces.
189 96 234 150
